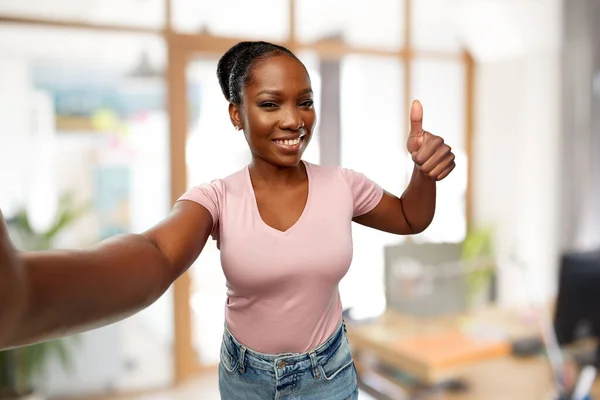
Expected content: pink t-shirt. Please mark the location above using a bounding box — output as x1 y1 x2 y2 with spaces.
178 161 383 354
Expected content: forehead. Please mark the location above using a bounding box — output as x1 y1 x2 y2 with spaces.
247 55 311 94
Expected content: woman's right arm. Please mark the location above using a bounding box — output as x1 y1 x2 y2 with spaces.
0 200 212 349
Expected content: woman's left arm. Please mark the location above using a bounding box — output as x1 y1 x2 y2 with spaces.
353 100 455 235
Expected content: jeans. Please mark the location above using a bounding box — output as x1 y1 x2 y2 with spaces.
218 321 359 399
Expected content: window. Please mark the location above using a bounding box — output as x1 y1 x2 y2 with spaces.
339 55 406 317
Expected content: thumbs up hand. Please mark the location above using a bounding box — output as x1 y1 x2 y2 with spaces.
406 100 455 181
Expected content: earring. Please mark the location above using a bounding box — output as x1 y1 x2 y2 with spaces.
235 126 241 131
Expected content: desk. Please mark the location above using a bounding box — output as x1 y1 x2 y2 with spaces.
347 308 600 399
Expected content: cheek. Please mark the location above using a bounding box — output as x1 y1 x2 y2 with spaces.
245 110 276 133
244 124 272 151
242 116 268 147
244 131 264 153
304 111 317 132
255 113 276 130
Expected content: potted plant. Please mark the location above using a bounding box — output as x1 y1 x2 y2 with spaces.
462 225 496 310
0 193 89 399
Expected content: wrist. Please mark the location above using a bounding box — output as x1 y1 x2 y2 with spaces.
413 165 436 182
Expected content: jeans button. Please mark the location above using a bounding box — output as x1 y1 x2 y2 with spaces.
277 360 286 369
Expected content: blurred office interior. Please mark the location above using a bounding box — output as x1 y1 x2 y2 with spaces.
0 0 599 399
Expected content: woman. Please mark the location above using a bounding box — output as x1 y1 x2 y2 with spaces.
0 41 455 399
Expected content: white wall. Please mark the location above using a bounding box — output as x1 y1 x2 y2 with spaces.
473 53 562 306
459 0 564 307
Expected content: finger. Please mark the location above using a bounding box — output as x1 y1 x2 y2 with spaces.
419 145 453 174
427 152 455 177
435 161 456 181
409 99 423 136
412 133 443 165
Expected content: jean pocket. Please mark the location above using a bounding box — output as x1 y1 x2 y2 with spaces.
220 340 239 375
319 339 355 381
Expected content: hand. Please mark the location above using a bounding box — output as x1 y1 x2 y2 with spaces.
0 209 26 345
406 100 455 181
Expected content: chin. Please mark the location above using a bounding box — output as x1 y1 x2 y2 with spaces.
269 153 304 168
263 137 310 167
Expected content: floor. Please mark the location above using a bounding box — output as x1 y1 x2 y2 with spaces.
94 370 377 400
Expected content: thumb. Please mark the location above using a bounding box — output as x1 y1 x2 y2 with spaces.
407 100 424 153
409 99 423 136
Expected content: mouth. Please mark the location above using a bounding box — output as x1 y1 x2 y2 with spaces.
272 134 306 153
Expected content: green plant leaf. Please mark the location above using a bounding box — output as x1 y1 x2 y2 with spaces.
461 225 496 307
0 337 80 394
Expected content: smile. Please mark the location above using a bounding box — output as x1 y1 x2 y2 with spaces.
272 134 306 153
274 137 301 146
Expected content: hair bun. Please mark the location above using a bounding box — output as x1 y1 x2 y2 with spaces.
216 41 300 105
216 41 254 102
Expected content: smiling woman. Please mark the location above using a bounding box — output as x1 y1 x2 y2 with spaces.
0 39 456 400
175 40 455 399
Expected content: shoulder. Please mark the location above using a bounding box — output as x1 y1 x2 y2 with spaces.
305 162 383 217
303 161 346 183
218 167 248 189
303 161 375 189
178 166 247 207
190 166 247 192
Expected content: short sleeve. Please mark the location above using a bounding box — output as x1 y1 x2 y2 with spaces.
176 180 223 241
337 167 384 217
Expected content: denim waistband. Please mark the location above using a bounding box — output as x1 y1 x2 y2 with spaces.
222 322 347 379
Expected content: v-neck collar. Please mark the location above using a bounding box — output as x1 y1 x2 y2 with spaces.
245 160 312 236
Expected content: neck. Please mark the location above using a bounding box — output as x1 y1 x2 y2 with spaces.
249 157 306 187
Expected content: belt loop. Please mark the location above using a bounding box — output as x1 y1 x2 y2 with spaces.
238 345 247 373
309 351 320 380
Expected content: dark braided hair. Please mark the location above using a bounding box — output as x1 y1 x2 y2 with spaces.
217 41 302 105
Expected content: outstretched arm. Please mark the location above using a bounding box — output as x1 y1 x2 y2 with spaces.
353 100 455 234
0 200 212 349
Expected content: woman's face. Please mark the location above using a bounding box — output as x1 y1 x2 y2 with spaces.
230 54 316 168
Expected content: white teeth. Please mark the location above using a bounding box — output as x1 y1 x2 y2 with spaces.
276 137 301 146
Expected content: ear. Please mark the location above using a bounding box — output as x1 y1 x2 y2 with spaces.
229 103 243 131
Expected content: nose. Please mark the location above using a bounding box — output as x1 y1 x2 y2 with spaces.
279 106 304 131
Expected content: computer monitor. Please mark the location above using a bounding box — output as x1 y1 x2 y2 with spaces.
553 249 600 368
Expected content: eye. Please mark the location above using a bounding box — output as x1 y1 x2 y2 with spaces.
300 100 314 109
259 102 278 109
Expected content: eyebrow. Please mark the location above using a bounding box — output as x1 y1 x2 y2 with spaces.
256 88 313 96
